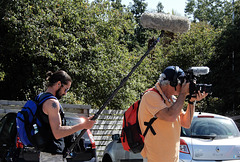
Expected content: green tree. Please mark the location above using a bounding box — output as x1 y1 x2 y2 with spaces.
3 0 237 113
160 22 219 70
130 0 147 24
129 0 149 47
0 0 83 99
185 0 233 28
110 0 124 9
207 9 240 114
0 0 161 110
156 2 164 13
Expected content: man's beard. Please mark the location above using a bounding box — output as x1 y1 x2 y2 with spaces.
56 88 63 99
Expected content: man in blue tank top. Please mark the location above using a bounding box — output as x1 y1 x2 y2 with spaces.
38 70 96 162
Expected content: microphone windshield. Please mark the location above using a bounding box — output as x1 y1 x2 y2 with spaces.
140 13 191 33
189 67 210 76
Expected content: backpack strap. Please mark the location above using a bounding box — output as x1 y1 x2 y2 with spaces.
35 93 66 125
141 88 162 137
35 93 57 105
145 88 161 98
143 117 157 137
35 93 63 112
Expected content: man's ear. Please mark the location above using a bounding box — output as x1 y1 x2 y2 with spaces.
57 81 61 87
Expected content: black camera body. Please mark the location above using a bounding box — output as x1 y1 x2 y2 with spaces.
184 67 212 96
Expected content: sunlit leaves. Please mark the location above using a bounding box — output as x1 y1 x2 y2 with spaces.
185 0 233 28
160 22 220 70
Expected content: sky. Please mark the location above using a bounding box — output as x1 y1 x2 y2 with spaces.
122 0 188 16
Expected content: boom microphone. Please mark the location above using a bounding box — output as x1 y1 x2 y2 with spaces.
140 13 191 33
65 13 190 159
187 67 210 76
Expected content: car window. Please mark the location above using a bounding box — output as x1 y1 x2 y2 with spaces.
182 117 240 139
0 115 8 134
0 113 17 145
65 117 89 139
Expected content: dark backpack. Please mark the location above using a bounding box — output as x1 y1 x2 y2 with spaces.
16 93 57 149
120 88 161 153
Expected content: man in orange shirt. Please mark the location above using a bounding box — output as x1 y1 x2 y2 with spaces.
138 66 208 162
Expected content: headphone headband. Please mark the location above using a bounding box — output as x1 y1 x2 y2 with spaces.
170 66 179 87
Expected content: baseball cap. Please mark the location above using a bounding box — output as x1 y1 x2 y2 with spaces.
162 66 185 86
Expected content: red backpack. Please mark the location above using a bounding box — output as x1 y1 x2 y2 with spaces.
120 88 161 153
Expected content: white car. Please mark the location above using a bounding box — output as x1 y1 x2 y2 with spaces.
180 112 240 162
102 112 240 162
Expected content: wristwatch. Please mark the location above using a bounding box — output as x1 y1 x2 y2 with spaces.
188 100 196 105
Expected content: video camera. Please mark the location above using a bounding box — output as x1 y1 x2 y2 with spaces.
183 67 212 96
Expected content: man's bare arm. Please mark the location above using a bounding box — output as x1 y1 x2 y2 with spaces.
155 92 187 122
43 99 95 139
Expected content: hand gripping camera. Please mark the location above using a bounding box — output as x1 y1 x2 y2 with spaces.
184 67 212 97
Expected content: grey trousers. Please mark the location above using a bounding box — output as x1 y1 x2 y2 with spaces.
39 152 67 162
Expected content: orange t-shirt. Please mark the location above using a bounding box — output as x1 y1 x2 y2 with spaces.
138 83 182 162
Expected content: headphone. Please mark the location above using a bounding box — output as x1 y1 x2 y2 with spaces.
170 66 179 87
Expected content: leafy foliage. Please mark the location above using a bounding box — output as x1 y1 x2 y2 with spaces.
0 0 158 109
185 0 233 28
0 0 240 114
207 12 240 114
160 22 219 70
156 2 164 13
